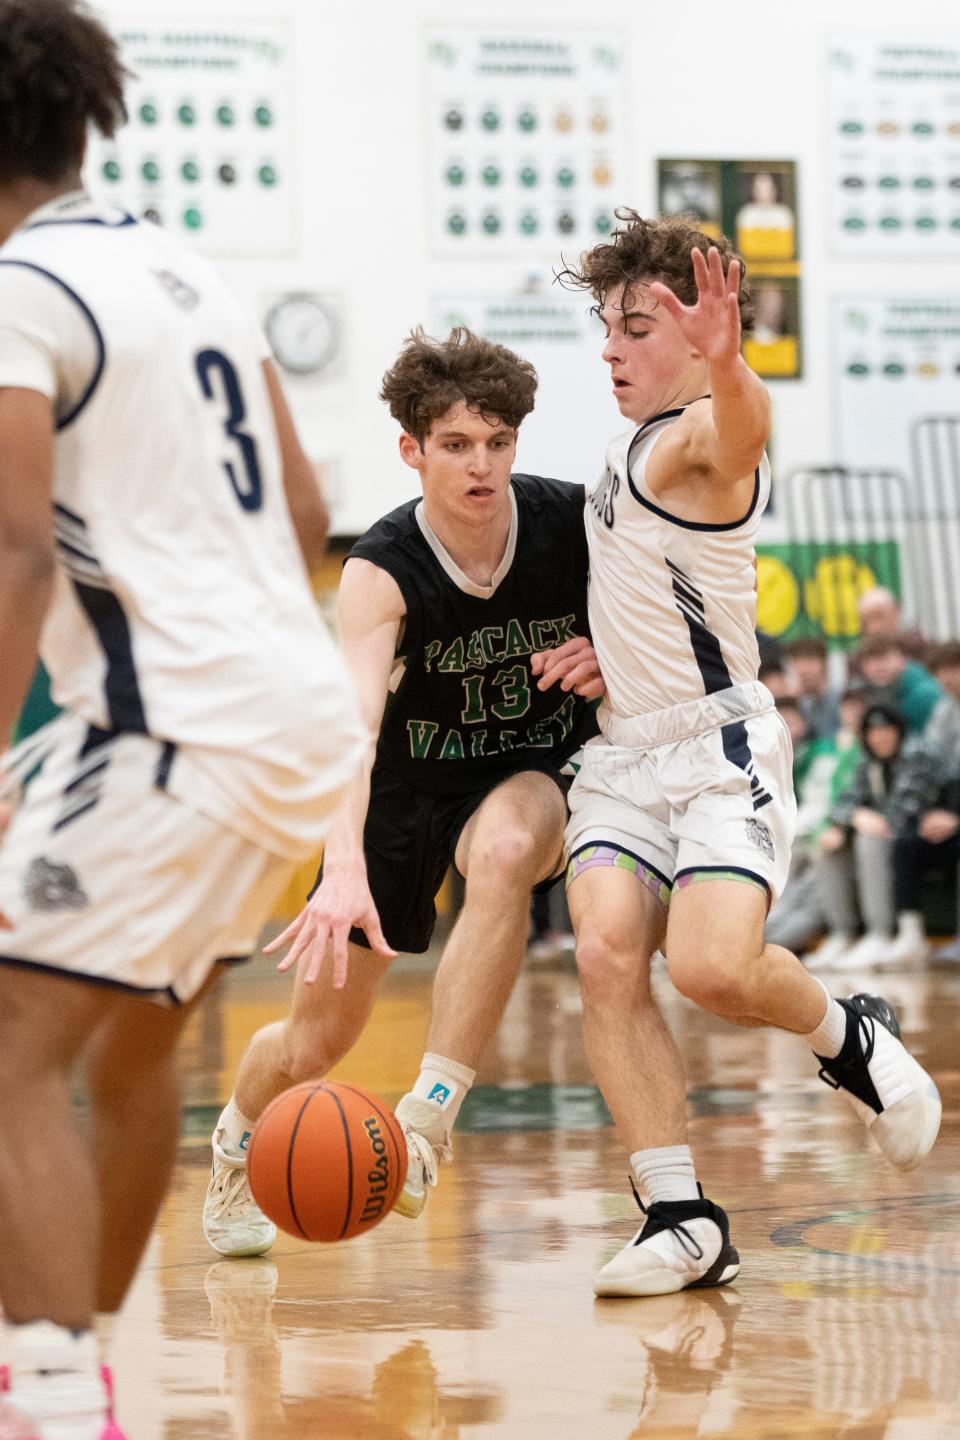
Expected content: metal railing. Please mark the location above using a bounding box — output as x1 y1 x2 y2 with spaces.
774 426 960 645
910 417 960 639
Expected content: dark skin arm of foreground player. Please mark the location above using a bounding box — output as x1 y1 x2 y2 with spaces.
0 386 57 922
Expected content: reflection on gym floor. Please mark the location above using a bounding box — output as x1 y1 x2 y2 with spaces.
115 946 960 1439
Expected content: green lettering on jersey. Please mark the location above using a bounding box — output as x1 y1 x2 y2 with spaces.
490 664 532 720
479 626 505 663
523 694 576 750
554 694 576 740
407 719 439 759
460 674 487 724
529 619 556 651
465 630 485 670
438 637 466 674
501 617 532 659
423 640 442 673
524 715 556 749
470 729 490 758
439 727 466 760
499 730 517 752
553 614 578 644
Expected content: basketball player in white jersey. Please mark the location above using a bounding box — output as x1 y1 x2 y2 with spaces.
0 3 363 1434
554 212 941 1297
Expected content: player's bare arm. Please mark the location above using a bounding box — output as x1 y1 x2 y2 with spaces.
0 388 56 930
266 555 403 986
647 246 770 493
0 387 56 752
262 358 330 570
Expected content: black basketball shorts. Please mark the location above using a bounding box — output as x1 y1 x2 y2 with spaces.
314 762 572 955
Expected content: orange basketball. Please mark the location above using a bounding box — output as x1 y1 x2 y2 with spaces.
247 1081 407 1242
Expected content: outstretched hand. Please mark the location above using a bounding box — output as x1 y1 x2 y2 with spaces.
649 246 742 366
530 636 605 700
264 868 397 989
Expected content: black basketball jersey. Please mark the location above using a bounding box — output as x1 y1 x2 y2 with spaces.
348 474 597 797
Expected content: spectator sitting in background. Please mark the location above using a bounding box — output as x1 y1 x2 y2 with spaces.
855 633 942 733
921 641 960 964
756 627 784 672
926 640 960 762
759 658 793 702
856 586 928 662
767 688 864 956
776 694 813 787
812 701 942 968
785 636 842 740
826 686 868 810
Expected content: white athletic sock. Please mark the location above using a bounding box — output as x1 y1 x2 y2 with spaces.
805 978 848 1059
8 1322 105 1433
630 1145 700 1205
410 1053 476 1129
215 1095 257 1159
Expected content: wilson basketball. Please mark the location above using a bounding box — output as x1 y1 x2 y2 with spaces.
247 1081 407 1242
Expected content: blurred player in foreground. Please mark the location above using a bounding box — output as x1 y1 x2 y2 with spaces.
0 2 364 1433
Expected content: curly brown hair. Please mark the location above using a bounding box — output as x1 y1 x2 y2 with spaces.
556 209 755 334
0 0 128 184
380 327 538 447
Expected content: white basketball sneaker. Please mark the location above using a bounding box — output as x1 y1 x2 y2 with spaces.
0 1397 119 1439
815 992 941 1171
392 1095 453 1219
594 1186 740 1298
805 933 856 971
202 1132 276 1257
0 1324 119 1439
871 912 930 970
842 931 892 968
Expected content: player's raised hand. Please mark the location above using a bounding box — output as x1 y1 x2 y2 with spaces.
649 246 742 366
531 636 605 700
265 865 396 989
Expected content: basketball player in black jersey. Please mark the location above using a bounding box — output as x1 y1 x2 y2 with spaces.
204 328 601 1254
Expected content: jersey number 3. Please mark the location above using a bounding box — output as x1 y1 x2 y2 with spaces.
195 349 263 512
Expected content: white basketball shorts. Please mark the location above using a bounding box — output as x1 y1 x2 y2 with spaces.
0 713 296 1005
566 682 796 905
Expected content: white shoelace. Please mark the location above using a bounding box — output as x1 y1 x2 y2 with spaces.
207 1147 259 1221
404 1128 452 1188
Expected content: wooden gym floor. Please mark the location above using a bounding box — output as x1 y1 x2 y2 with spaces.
110 942 958 1439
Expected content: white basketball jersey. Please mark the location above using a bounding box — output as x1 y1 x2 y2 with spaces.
586 405 771 719
0 193 363 859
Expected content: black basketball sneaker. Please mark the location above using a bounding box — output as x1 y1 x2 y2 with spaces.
595 1183 740 1298
815 993 941 1172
